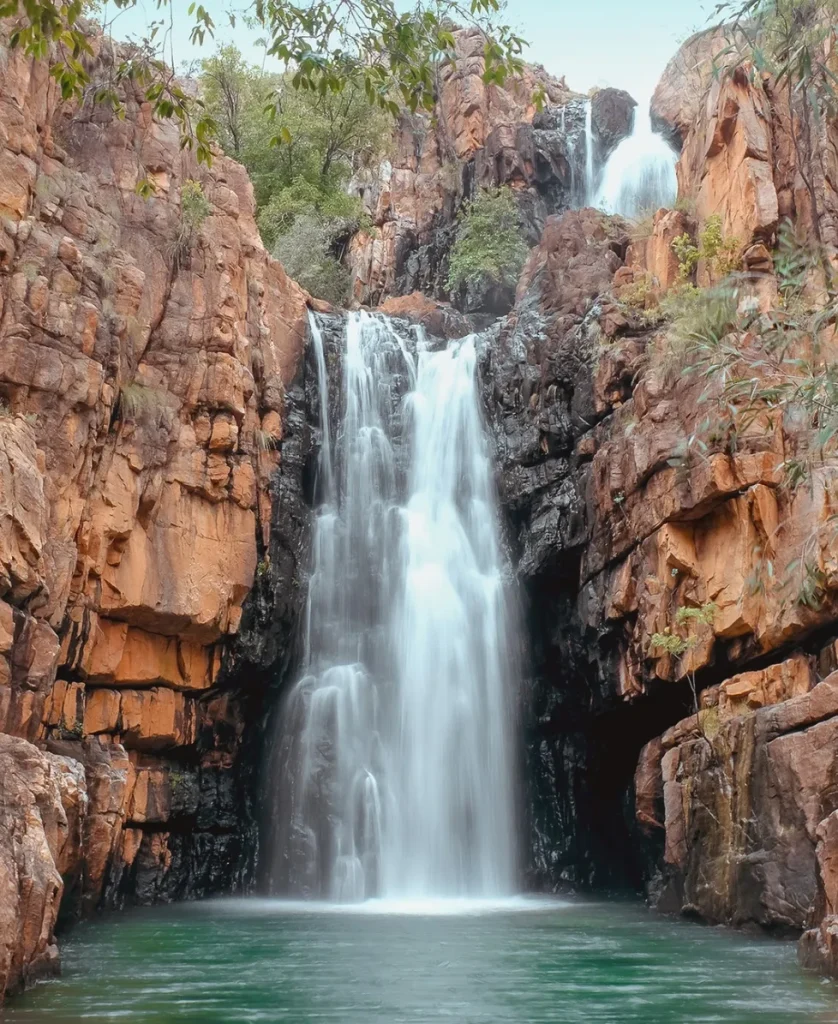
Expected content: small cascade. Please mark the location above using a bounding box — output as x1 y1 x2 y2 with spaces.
540 97 594 207
269 311 518 901
583 100 595 204
593 99 677 218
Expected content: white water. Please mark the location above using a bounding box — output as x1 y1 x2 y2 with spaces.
583 100 595 204
270 311 517 901
594 99 677 218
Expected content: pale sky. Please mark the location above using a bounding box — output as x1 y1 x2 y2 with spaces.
108 0 713 102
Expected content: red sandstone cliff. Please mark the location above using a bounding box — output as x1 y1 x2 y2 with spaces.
0 29 309 999
588 30 838 969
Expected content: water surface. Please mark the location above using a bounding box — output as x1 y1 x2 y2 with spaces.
4 897 838 1023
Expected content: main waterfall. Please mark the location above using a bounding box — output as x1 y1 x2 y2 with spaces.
268 311 518 901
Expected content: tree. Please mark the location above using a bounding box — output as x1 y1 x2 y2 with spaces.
447 186 529 295
197 46 390 249
199 44 257 158
273 215 352 304
0 0 529 191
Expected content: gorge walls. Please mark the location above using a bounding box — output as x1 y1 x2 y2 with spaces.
464 23 838 972
0 28 314 998
5 10 838 1008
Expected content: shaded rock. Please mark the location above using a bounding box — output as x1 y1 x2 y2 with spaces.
591 88 637 163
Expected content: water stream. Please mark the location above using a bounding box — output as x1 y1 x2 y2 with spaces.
593 98 677 217
268 312 517 901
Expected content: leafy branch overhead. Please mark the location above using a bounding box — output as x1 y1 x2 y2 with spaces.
1 0 530 187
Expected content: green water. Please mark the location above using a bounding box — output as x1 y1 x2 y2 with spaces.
3 897 838 1024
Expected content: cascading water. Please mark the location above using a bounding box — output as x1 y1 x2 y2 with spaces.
594 99 677 217
583 99 595 204
269 311 518 901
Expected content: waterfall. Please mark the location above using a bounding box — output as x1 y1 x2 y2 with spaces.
583 100 595 204
269 311 518 901
594 99 677 218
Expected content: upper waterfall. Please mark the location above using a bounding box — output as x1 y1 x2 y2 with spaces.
593 99 677 217
268 311 518 901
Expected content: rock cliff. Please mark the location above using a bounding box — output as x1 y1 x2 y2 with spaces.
346 28 635 312
0 27 313 999
475 23 838 976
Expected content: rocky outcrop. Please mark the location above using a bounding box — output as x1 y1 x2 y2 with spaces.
470 27 838 960
590 89 636 163
0 734 84 997
656 28 838 262
652 657 838 930
348 29 635 311
0 27 312 999
651 26 739 148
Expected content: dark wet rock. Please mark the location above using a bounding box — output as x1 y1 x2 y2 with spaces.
591 88 637 163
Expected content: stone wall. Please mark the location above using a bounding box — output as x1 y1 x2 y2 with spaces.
489 27 838 971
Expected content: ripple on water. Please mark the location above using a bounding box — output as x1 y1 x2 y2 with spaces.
3 897 838 1024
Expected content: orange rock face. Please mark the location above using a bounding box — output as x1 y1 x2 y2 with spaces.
0 734 85 998
347 27 576 307
581 33 838 967
0 25 308 1000
656 32 838 273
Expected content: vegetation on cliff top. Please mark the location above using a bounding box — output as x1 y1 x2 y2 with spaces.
655 217 838 612
196 43 388 300
3 0 528 186
447 187 529 297
716 0 838 248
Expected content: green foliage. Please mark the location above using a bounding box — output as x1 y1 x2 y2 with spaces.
617 273 665 327
257 178 369 252
650 630 693 656
2 0 529 188
198 48 386 251
671 215 741 281
447 187 528 294
701 215 742 276
676 603 720 628
672 233 700 280
274 215 352 305
657 240 838 609
774 218 821 305
655 281 740 379
168 770 190 799
716 0 838 111
180 179 211 230
196 44 256 159
714 1 838 248
619 275 656 311
651 603 718 659
171 180 211 268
